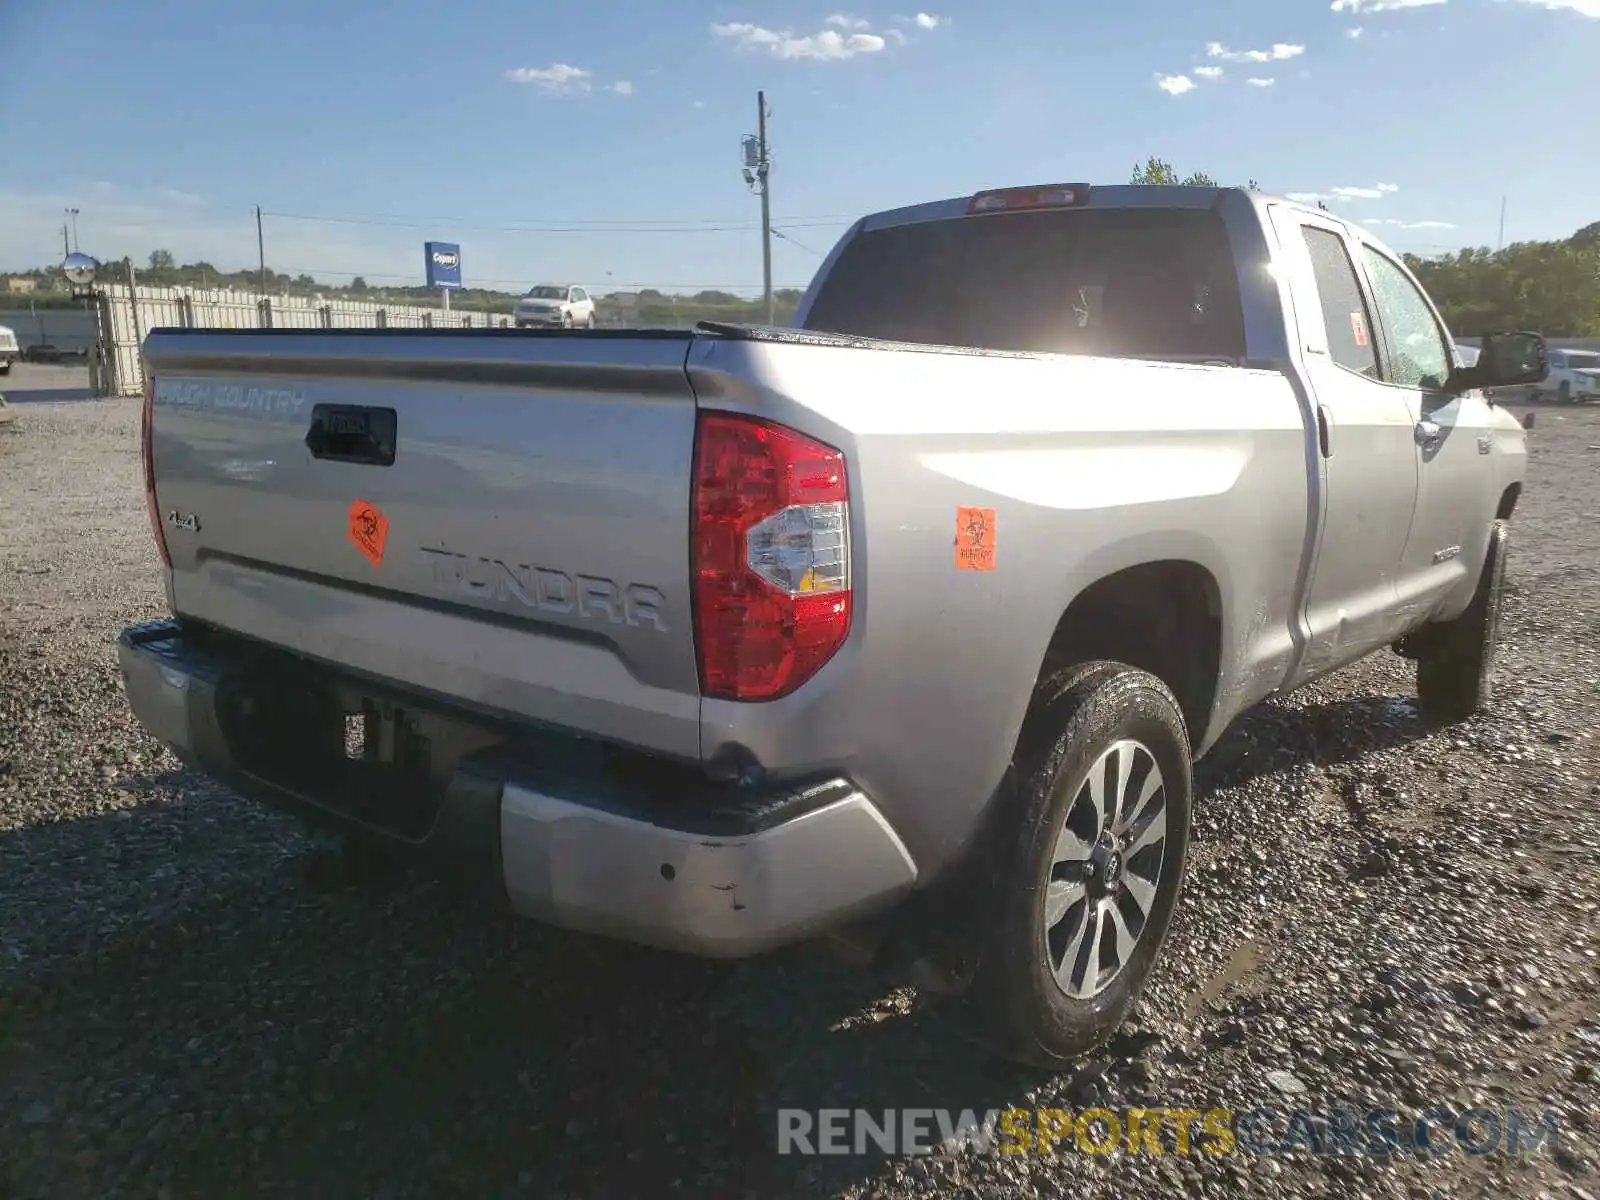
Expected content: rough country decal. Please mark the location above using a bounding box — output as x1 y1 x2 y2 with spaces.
419 546 667 631
154 380 307 417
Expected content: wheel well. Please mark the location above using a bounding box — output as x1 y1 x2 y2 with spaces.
1495 484 1520 522
1036 561 1222 742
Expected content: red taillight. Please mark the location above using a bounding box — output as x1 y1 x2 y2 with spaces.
691 412 852 702
141 376 171 568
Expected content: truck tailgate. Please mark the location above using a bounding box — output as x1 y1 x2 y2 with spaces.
143 329 703 760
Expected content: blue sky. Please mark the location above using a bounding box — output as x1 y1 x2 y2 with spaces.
2 0 1596 296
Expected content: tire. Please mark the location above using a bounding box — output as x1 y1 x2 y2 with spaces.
1416 519 1508 726
960 660 1194 1068
1558 381 1572 404
0 362 10 376
585 313 596 330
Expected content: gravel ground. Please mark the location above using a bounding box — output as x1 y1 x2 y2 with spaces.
1 373 1597 1200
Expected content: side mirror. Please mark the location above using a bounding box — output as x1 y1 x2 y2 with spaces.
1450 330 1548 394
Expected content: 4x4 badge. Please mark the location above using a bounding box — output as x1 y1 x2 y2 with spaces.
166 510 200 533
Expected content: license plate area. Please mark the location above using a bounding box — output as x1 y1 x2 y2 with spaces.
215 663 502 842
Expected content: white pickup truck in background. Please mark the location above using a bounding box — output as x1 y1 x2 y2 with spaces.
1526 347 1600 403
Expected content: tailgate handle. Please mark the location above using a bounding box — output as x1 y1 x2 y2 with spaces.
305 404 397 467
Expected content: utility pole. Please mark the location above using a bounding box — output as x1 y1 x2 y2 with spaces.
738 95 775 323
757 91 773 324
66 208 80 252
255 206 267 293
1497 195 1507 252
61 224 71 258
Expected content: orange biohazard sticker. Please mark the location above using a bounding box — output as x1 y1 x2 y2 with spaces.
347 498 389 567
955 506 997 572
1351 311 1369 348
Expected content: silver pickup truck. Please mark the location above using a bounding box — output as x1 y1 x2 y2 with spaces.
120 183 1546 1067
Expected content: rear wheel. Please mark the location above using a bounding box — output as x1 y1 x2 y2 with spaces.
960 661 1193 1068
1416 519 1509 725
585 313 596 329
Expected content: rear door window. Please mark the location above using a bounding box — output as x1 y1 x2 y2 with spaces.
802 207 1246 361
1299 227 1381 380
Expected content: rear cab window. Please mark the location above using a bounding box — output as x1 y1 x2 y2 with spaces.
801 207 1246 362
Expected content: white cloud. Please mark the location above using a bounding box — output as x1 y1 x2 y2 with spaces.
1331 0 1446 10
1346 25 1366 36
1501 0 1600 14
611 80 634 96
505 64 593 94
1362 217 1456 229
712 21 888 59
1157 74 1197 94
914 11 948 27
1331 182 1400 199
159 188 205 207
824 12 871 28
1290 183 1400 203
1247 76 1276 86
692 99 707 109
885 26 908 43
1194 65 1224 78
1206 40 1305 62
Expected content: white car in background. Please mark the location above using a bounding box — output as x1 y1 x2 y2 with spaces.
1529 348 1600 404
514 284 596 329
0 324 18 374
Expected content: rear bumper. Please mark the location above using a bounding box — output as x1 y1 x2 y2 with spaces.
116 619 917 957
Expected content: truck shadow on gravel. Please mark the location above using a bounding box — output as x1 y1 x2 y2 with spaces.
0 686 1438 1200
1194 691 1428 795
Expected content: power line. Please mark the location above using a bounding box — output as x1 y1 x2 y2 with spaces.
260 208 852 234
269 266 816 289
770 227 824 257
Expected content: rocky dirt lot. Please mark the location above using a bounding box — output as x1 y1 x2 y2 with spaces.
1 375 1597 1200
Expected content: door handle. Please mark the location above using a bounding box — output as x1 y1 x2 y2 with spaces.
1414 419 1442 449
305 404 398 467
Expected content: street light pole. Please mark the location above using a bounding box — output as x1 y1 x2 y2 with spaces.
66 208 80 252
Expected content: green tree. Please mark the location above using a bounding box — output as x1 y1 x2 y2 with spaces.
1129 157 1258 190
148 249 176 272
